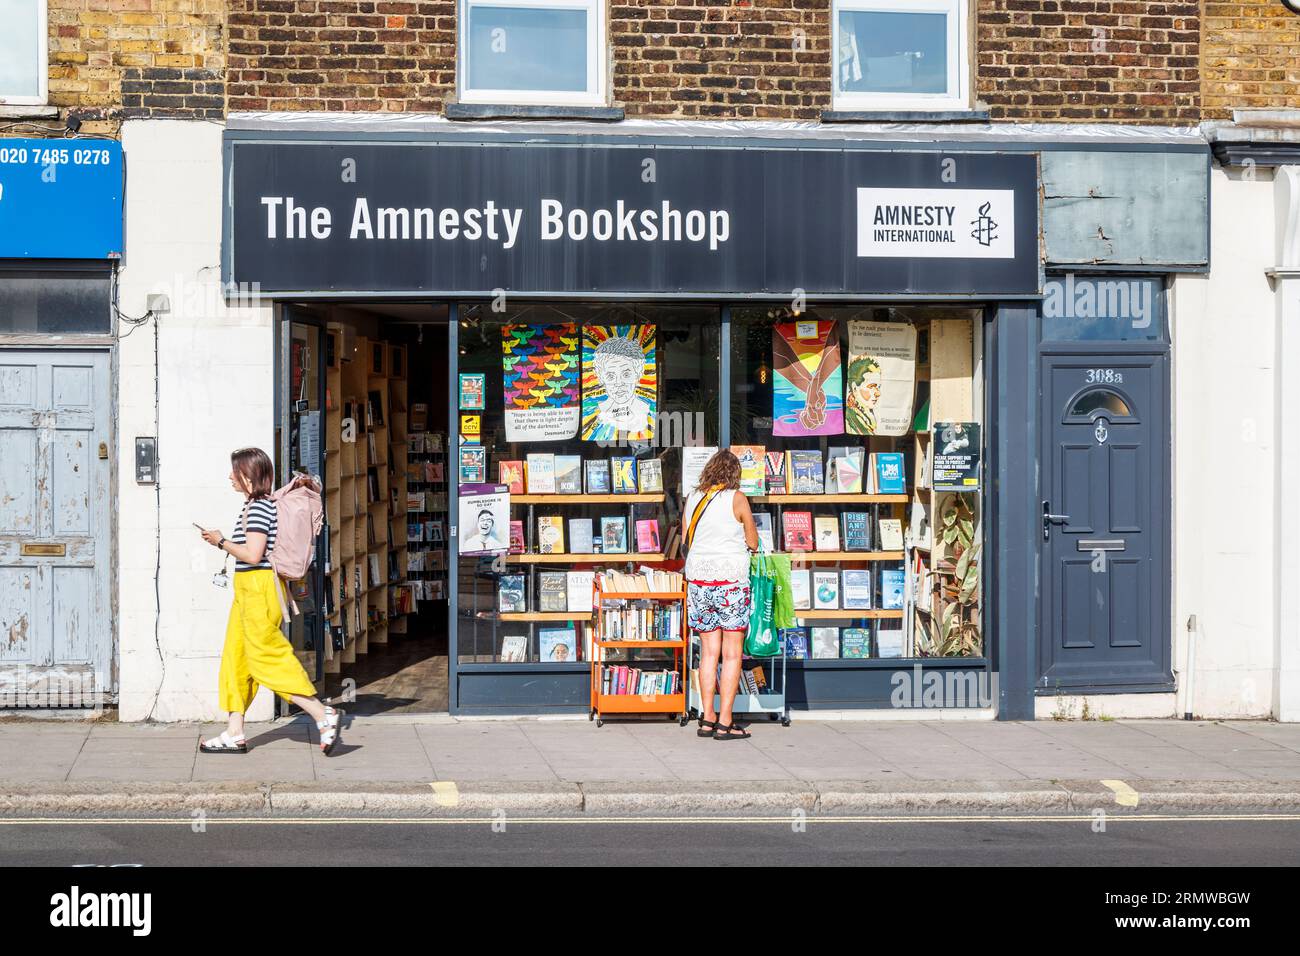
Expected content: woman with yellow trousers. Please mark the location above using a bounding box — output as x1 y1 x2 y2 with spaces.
197 447 343 755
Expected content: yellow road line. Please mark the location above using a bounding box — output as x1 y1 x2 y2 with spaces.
1 814 1298 826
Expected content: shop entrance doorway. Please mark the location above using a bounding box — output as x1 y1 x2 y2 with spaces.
1037 350 1172 692
282 305 451 715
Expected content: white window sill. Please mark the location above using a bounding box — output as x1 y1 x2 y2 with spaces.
0 104 58 120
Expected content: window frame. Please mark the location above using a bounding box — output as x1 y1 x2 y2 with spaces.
458 0 607 108
831 0 969 113
0 0 49 106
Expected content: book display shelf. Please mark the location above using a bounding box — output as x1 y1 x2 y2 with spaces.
588 578 689 726
321 327 413 672
405 422 450 604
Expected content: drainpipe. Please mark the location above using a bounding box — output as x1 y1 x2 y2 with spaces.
1183 614 1197 721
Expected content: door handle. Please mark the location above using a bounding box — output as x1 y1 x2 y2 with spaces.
1042 500 1069 540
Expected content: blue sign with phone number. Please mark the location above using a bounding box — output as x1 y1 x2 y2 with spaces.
0 138 123 259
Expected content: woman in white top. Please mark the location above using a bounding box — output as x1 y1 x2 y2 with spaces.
681 449 759 740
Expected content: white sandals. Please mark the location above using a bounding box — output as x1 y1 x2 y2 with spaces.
199 730 248 754
318 705 344 756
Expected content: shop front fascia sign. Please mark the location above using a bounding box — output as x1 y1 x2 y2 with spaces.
224 138 1040 297
0 138 124 259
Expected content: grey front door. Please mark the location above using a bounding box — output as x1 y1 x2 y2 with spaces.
0 351 113 706
1038 355 1171 692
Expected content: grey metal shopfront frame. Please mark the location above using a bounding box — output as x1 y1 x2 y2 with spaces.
231 125 1209 718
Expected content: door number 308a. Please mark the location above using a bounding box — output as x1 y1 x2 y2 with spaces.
1085 368 1124 384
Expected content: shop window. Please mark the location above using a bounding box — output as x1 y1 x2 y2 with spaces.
832 0 969 112
0 266 111 334
0 0 48 105
731 305 985 660
459 0 606 107
1067 388 1132 420
454 303 719 664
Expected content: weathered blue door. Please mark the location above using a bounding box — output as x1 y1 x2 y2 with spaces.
1038 354 1172 692
0 351 112 706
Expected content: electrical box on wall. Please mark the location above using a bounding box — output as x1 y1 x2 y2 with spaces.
135 437 157 483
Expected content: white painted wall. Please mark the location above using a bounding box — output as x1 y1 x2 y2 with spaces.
1170 165 1280 719
116 120 277 722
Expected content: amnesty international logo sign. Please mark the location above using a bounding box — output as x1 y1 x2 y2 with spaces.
856 188 1016 259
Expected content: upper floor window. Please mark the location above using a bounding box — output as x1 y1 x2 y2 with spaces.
833 0 969 112
459 0 606 107
0 0 48 105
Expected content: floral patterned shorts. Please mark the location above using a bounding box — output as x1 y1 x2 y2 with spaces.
687 580 752 634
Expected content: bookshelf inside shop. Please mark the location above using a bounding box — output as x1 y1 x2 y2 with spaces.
320 327 416 672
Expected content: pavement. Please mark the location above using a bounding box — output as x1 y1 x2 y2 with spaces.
2 714 1300 817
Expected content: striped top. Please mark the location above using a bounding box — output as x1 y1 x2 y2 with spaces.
232 498 277 572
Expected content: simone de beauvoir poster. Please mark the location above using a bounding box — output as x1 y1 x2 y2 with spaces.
580 326 657 444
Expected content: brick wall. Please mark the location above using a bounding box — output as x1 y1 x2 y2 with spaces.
11 0 226 135
977 0 1201 123
226 0 456 112
611 0 830 120
1203 0 1300 118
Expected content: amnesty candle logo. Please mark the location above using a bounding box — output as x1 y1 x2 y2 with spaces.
856 188 1015 259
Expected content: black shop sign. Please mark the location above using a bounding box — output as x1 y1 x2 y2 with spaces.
223 137 1040 297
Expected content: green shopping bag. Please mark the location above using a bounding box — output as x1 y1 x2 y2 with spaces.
745 554 781 657
769 553 795 629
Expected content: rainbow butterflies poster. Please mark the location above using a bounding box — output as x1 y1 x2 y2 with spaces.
500 324 580 442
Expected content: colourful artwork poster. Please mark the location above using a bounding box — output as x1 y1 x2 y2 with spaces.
772 319 843 436
580 325 657 443
846 320 917 436
500 324 580 442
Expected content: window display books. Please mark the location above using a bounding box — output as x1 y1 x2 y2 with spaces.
611 456 638 494
567 570 595 613
730 445 766 496
525 453 556 494
539 572 568 612
827 446 865 493
537 516 565 554
842 511 872 551
870 452 906 494
780 628 809 659
813 571 839 610
554 455 582 494
497 574 526 613
585 459 611 494
877 517 904 550
764 451 788 495
635 518 661 553
539 627 578 662
875 620 905 658
789 569 811 610
601 516 628 553
841 628 871 659
500 635 528 662
569 518 595 554
753 512 775 553
783 510 814 551
637 457 664 494
841 569 872 610
880 568 905 609
786 449 825 494
509 520 525 554
811 627 840 659
814 515 840 551
498 460 525 495
681 445 718 495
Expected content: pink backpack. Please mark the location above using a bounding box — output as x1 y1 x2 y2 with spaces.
241 475 323 620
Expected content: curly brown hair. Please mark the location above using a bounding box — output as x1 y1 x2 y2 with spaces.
695 449 741 492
